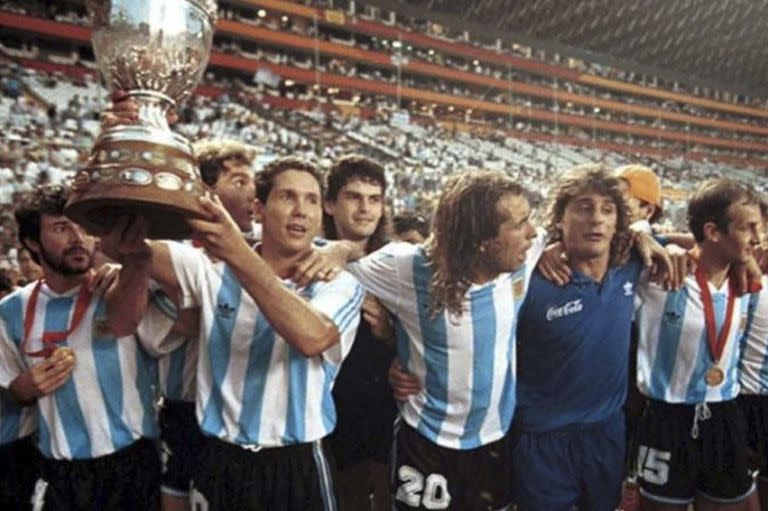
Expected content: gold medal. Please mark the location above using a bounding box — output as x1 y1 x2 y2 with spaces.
705 366 725 386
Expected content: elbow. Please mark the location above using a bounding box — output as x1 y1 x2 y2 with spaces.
295 324 340 357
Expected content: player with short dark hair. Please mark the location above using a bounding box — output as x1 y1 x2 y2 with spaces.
145 157 364 510
738 215 768 510
635 178 761 510
0 185 174 510
323 154 395 511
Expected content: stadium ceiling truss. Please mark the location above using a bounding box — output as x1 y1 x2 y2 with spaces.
368 0 768 97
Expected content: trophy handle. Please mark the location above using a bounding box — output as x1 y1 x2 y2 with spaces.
129 90 175 131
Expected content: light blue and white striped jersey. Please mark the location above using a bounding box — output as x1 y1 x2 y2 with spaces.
347 236 545 450
166 241 364 447
636 273 750 404
0 282 174 459
739 274 768 395
0 387 35 446
155 241 199 403
158 336 198 402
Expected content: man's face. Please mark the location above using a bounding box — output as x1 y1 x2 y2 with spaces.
618 178 650 223
480 193 537 275
257 170 322 256
713 202 762 264
560 191 618 261
394 229 426 245
324 178 384 242
29 214 96 276
17 247 42 281
213 159 256 232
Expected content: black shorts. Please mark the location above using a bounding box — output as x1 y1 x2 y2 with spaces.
35 437 160 511
737 394 768 478
160 399 206 496
191 435 337 511
636 399 755 505
392 418 513 511
328 396 397 469
0 436 40 509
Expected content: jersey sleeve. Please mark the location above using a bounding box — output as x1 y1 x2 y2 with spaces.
523 229 548 283
166 241 208 309
309 271 365 367
347 241 413 314
136 288 186 357
0 319 24 388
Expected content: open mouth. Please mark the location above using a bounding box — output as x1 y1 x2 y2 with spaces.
286 224 307 236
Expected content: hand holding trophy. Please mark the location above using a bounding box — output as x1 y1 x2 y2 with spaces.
65 0 218 239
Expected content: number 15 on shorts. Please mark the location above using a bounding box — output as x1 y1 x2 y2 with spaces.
396 465 452 509
636 445 671 486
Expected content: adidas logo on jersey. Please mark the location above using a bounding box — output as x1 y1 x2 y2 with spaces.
216 302 236 319
546 299 583 321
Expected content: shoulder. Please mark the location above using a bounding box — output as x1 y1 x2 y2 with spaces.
355 241 423 276
322 270 361 290
372 241 421 261
309 272 363 302
0 284 31 315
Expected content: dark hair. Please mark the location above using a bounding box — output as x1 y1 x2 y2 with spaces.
255 157 323 204
194 139 255 187
427 171 526 317
545 163 632 266
0 270 13 295
14 185 70 264
393 211 430 239
688 178 759 243
323 154 388 252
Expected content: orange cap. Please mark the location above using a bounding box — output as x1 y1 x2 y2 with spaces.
615 165 663 212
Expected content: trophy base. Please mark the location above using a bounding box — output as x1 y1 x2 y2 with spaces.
65 126 209 240
65 195 206 240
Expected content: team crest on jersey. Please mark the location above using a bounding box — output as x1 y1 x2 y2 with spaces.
623 281 634 296
513 278 525 300
94 318 113 337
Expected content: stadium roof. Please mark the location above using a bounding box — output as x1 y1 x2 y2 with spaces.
364 0 768 98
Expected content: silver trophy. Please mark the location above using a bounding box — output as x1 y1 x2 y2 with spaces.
65 0 217 239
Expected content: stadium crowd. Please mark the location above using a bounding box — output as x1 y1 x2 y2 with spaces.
0 58 764 269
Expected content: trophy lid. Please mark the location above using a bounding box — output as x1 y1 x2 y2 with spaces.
86 0 218 25
189 0 218 22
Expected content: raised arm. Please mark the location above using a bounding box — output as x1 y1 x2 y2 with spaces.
100 215 153 337
190 196 342 357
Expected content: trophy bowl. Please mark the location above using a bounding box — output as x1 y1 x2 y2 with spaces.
65 0 217 239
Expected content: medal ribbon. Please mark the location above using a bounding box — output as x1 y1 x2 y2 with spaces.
694 267 736 366
22 279 93 358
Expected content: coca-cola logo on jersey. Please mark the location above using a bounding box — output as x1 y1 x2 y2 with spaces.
546 299 583 321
